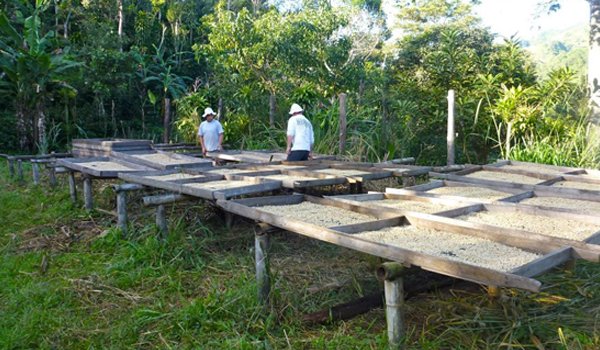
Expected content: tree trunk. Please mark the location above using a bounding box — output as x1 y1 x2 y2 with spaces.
117 0 123 52
163 97 171 143
16 102 29 151
37 99 47 154
269 93 276 128
218 98 225 122
590 0 600 124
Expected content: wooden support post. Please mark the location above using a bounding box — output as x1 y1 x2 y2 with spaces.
7 158 15 177
377 262 405 348
156 204 168 237
116 190 128 235
339 93 347 154
48 165 57 187
255 223 271 306
32 162 40 185
68 171 77 204
225 212 234 230
17 160 23 181
447 89 455 166
83 176 93 211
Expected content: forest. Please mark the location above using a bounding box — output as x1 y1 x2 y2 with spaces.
1 0 598 166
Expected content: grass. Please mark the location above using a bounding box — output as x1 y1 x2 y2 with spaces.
0 161 599 349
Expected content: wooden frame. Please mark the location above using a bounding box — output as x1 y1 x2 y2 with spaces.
112 150 213 170
214 194 581 292
57 157 152 178
388 180 524 203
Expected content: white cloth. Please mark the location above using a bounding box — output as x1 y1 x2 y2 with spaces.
286 114 314 151
198 120 224 151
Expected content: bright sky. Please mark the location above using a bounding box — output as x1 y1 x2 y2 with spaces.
474 0 589 40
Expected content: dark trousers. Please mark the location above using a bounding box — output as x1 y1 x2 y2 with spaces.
287 150 310 161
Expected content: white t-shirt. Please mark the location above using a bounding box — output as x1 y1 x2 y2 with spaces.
287 114 314 151
198 120 224 152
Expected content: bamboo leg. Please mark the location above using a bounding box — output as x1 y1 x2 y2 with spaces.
68 171 77 204
116 190 128 235
225 212 234 230
255 223 271 306
17 160 23 181
48 165 57 187
156 204 168 237
378 263 405 348
32 162 40 185
83 176 93 211
8 158 15 177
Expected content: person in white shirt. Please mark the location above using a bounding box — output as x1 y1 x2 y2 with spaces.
197 107 224 156
285 103 314 161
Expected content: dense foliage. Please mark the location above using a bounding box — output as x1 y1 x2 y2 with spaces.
0 0 597 167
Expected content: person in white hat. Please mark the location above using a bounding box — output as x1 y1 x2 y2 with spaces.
197 107 224 156
285 103 314 161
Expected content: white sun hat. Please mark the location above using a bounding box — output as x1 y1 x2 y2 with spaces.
202 107 216 118
289 103 303 115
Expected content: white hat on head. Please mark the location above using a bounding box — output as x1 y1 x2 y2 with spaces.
202 107 216 118
289 103 303 115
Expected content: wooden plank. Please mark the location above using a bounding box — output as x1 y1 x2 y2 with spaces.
585 231 600 245
112 150 212 170
230 194 305 207
483 202 600 225
497 191 535 203
429 172 537 191
331 217 406 234
391 180 444 192
508 160 580 173
217 199 542 292
481 164 563 180
509 248 573 278
58 157 152 177
404 212 600 262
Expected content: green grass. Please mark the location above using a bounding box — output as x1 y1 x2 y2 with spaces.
0 161 599 349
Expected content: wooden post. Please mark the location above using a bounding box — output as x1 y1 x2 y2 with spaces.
339 93 347 154
225 212 234 230
32 162 40 185
255 223 271 306
447 89 455 166
83 176 93 211
156 204 168 237
17 159 23 181
269 93 276 128
68 171 77 204
116 190 128 235
7 158 15 177
48 165 57 187
377 262 405 348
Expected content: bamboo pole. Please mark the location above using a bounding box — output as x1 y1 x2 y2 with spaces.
255 223 271 306
156 204 168 237
377 262 405 348
447 89 455 166
32 162 40 185
339 93 347 154
17 160 23 180
48 165 57 187
7 158 15 177
83 176 93 211
68 171 77 204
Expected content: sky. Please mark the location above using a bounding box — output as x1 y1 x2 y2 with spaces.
473 0 589 41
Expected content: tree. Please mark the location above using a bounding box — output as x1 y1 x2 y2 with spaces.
538 0 600 123
0 2 79 153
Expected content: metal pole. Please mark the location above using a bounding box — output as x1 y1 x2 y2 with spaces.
83 176 93 211
447 89 455 166
255 223 271 306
